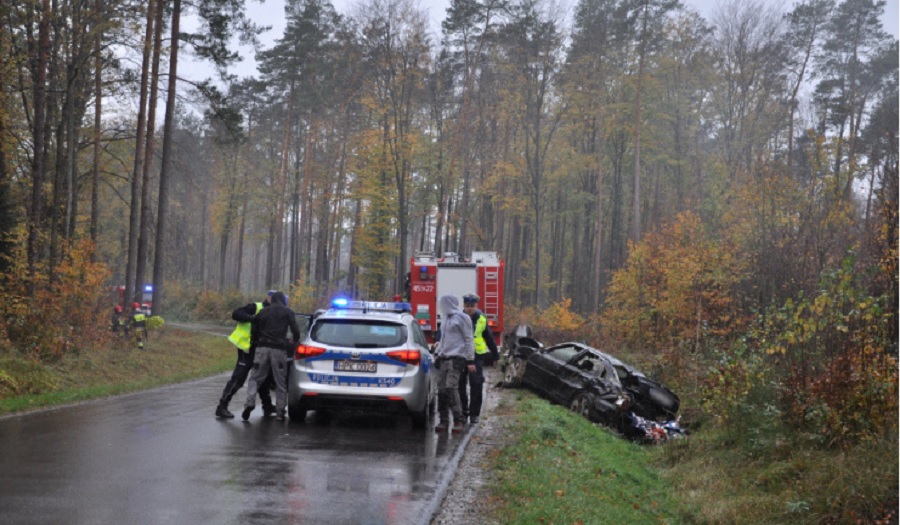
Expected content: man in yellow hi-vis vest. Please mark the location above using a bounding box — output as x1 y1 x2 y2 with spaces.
215 292 276 419
458 294 500 424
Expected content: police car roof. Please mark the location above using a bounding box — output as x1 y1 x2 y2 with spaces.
319 309 414 323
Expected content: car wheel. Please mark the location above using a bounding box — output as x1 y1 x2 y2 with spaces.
570 392 595 421
314 409 333 424
503 357 526 387
411 409 429 429
288 404 307 422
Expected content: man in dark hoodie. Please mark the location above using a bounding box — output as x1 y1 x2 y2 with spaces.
242 291 301 422
215 292 276 419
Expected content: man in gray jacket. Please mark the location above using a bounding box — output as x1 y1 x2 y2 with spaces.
434 295 475 433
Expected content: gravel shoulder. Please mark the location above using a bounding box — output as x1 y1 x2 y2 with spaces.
431 366 518 525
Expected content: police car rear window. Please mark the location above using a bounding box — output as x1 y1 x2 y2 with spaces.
311 320 408 348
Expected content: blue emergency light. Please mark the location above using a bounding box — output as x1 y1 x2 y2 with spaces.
331 297 349 308
143 284 153 292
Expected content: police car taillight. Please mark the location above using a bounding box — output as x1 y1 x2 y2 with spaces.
295 345 326 359
387 349 421 366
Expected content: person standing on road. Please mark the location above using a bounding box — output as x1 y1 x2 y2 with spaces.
434 295 475 434
215 292 277 419
459 294 499 424
242 291 301 422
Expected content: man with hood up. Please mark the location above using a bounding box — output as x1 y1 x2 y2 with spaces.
434 295 475 433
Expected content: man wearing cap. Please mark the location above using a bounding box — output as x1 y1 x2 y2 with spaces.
215 291 276 419
434 295 475 433
459 293 500 424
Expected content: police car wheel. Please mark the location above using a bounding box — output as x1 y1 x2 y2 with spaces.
411 410 428 429
288 405 307 422
313 410 333 424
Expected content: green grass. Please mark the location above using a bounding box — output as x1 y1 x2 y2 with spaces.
491 390 687 525
0 327 234 415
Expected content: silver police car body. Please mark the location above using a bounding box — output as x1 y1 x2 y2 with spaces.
287 300 436 426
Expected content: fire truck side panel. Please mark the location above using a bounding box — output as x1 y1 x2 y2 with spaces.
409 253 505 345
410 265 437 337
435 266 478 323
476 261 504 340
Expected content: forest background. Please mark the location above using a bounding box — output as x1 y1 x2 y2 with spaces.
0 0 897 521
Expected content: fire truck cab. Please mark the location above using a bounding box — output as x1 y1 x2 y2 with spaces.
408 251 504 344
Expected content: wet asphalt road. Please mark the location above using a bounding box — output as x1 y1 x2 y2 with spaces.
0 374 470 525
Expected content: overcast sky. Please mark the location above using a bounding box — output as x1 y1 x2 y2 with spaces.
180 0 899 87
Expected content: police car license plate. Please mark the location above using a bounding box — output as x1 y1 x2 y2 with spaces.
334 360 377 373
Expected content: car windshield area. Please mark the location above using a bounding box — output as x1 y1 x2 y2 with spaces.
572 353 610 379
311 319 408 349
545 345 581 363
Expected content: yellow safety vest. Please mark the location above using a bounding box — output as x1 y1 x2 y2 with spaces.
474 314 488 355
132 313 147 328
228 302 263 352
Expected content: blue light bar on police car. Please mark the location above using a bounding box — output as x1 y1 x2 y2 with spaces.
332 297 349 307
330 299 412 313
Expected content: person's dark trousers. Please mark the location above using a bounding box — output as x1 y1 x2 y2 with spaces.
218 348 273 410
458 357 485 419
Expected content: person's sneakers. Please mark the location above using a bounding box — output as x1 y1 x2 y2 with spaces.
451 421 465 434
434 421 450 432
215 405 234 419
469 416 480 424
262 405 276 417
241 406 253 421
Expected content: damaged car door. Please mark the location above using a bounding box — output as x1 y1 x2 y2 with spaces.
550 347 607 403
521 344 581 401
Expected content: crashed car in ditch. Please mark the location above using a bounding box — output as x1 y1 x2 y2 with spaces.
502 338 681 435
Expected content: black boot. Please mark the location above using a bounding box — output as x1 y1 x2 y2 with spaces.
241 406 253 421
215 404 234 419
262 403 276 417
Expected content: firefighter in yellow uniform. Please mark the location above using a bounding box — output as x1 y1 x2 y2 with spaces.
215 292 276 419
130 302 147 349
458 294 499 424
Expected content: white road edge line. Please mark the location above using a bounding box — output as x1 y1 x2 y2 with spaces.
418 421 480 525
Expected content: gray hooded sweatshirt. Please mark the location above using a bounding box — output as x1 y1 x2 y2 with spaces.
438 295 475 362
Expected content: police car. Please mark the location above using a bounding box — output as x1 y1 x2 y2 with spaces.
287 299 436 427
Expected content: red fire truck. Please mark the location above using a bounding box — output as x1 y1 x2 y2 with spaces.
408 251 505 344
111 284 153 314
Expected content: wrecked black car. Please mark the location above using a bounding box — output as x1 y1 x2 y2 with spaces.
502 338 681 437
